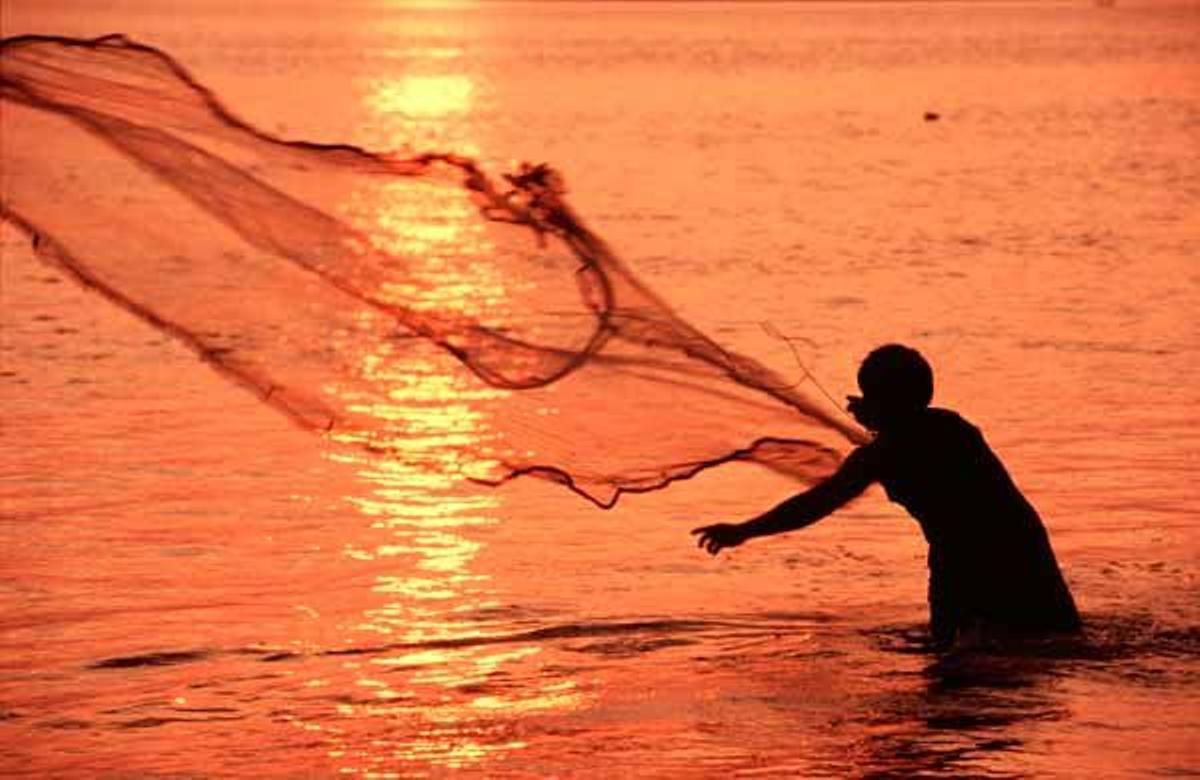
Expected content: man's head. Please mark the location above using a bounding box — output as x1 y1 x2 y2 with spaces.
846 344 934 431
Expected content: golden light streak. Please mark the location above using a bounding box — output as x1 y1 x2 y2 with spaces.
368 75 474 118
291 54 585 774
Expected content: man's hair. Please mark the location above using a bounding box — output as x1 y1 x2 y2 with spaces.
858 344 934 411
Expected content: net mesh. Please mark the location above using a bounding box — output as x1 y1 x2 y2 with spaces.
1 34 866 507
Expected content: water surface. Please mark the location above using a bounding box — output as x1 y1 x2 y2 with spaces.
2 1 1198 776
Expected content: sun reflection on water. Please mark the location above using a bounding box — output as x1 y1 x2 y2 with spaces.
361 72 480 155
369 75 475 118
294 58 584 774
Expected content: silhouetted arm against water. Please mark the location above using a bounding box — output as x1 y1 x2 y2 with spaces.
692 447 876 555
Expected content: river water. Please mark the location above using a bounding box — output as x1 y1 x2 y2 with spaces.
2 1 1198 777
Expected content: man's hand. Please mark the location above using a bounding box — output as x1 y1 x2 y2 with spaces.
690 523 748 556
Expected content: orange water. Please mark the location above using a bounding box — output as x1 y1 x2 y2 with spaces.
2 2 1198 777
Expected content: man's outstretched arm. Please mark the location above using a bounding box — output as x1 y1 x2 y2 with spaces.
691 446 877 555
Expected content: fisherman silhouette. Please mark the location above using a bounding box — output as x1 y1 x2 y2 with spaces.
692 344 1081 648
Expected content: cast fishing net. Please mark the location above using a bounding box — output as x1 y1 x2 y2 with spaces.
1 34 865 507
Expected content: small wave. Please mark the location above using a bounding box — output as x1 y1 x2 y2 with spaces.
1076 613 1200 665
286 618 748 662
872 612 1200 694
90 613 1198 677
86 615 819 671
89 649 212 669
118 714 244 730
1018 338 1177 357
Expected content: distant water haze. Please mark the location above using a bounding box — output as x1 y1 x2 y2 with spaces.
1 1 1197 777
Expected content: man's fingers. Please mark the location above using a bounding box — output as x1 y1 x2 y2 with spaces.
691 526 732 555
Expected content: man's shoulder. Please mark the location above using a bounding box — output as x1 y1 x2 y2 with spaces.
855 408 984 462
926 406 979 432
923 407 992 456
